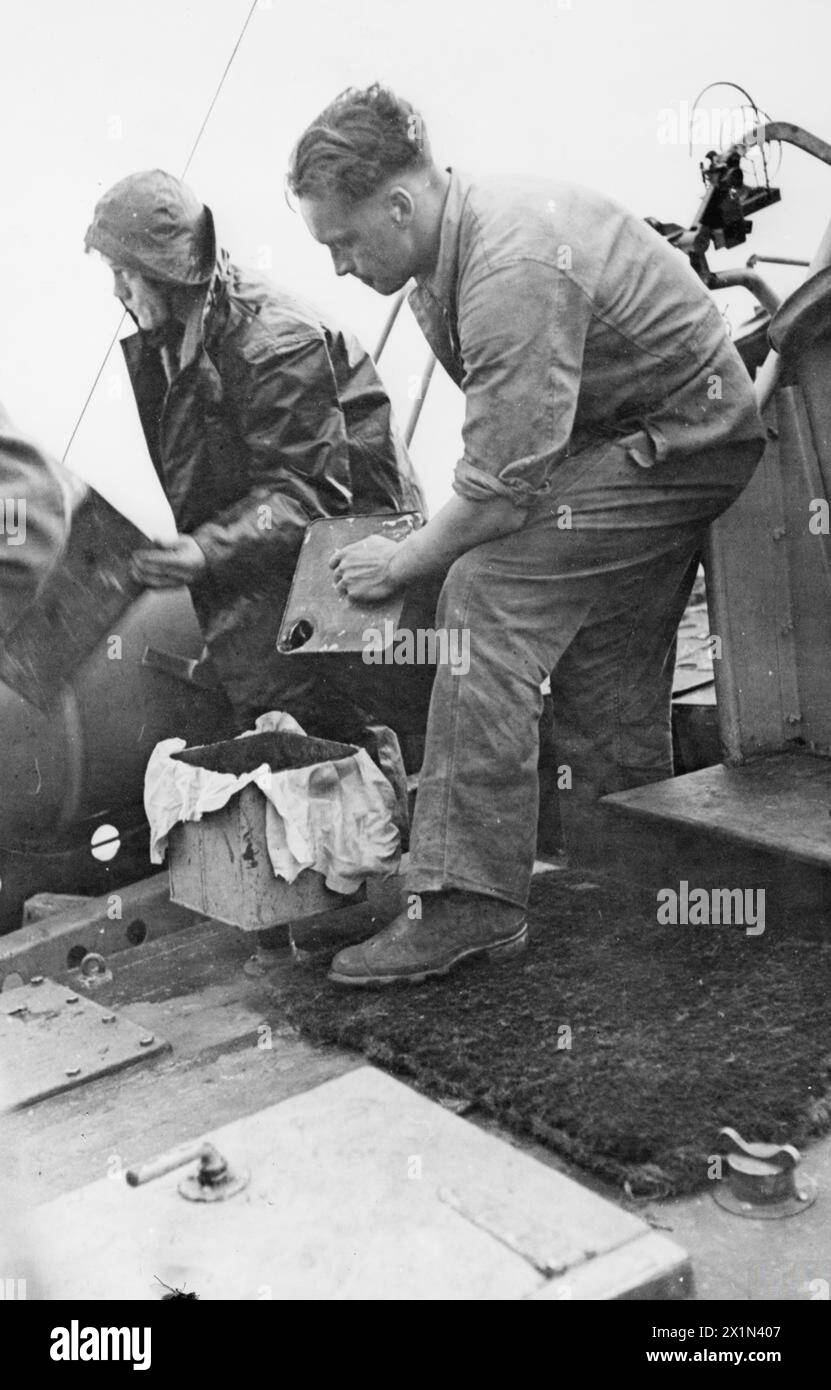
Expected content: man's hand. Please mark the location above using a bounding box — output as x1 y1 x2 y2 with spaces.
131 535 207 588
330 534 403 603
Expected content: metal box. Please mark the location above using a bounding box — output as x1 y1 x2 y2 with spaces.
276 512 423 654
167 730 362 930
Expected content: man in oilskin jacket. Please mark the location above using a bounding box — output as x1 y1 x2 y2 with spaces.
84 169 426 737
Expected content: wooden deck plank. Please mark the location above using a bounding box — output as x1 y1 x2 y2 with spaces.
1 917 358 1205
604 752 831 868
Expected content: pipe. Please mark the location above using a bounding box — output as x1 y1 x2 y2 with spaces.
707 268 782 318
373 286 410 362
127 1140 213 1187
754 212 831 412
735 121 831 170
747 255 810 269
717 122 831 410
404 355 437 447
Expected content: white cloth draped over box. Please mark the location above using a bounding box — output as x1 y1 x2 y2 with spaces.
144 711 401 895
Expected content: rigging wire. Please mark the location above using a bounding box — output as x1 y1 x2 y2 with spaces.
61 0 260 465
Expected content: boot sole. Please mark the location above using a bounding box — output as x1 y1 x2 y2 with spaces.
328 921 528 988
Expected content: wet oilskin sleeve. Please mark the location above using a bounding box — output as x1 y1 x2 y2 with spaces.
453 258 595 507
190 336 353 585
0 404 82 636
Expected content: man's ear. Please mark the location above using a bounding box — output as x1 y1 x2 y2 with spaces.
388 185 415 227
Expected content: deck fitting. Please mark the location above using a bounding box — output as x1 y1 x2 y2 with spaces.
713 1126 818 1218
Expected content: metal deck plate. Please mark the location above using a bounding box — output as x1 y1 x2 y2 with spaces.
0 978 168 1111
27 1067 691 1300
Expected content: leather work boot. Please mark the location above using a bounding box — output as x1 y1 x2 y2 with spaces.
328 890 528 987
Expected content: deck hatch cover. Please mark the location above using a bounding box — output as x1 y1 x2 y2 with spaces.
0 978 168 1111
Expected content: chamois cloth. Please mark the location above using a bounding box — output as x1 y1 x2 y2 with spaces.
144 711 401 894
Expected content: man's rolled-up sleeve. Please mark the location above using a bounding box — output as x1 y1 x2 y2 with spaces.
453 258 594 506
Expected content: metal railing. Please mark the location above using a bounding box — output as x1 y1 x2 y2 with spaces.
374 282 437 448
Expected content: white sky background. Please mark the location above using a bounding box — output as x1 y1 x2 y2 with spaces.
1 0 830 537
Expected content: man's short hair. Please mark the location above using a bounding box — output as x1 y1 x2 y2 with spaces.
287 84 430 204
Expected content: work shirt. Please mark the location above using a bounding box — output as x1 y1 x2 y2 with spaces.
409 170 766 506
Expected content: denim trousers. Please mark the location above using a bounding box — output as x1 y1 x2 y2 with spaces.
406 433 761 909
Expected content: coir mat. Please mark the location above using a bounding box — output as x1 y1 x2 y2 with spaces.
281 869 831 1197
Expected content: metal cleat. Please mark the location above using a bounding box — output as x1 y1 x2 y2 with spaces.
713 1126 817 1218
